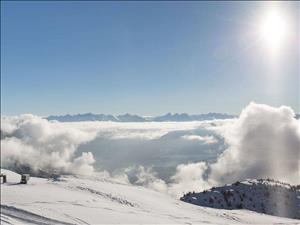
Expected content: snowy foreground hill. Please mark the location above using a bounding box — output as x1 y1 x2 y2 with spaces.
1 169 300 225
181 179 300 220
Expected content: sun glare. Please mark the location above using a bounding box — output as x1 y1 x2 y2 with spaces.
259 9 289 52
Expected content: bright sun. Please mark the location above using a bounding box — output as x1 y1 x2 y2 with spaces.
259 10 289 52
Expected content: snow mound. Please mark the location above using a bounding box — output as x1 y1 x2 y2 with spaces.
180 179 300 219
1 169 22 183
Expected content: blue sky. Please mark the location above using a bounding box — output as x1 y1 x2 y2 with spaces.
1 1 299 116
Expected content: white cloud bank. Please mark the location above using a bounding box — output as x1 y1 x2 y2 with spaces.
1 103 299 197
182 134 218 144
209 102 300 185
1 114 97 176
123 163 210 197
130 102 300 197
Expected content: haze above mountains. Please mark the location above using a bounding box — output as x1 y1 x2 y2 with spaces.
46 112 236 122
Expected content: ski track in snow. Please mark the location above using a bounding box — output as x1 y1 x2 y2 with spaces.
0 205 74 225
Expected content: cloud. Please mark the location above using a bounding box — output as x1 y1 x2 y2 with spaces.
208 102 300 185
76 124 223 178
1 114 98 176
167 162 211 197
1 114 220 179
133 166 168 193
1 102 299 198
181 135 218 144
69 152 95 176
122 163 211 198
124 102 300 197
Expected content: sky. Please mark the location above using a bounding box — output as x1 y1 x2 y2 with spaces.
1 1 299 116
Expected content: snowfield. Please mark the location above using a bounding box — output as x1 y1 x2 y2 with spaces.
1 169 299 225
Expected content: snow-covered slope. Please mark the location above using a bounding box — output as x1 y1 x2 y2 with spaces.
1 169 299 225
180 179 300 220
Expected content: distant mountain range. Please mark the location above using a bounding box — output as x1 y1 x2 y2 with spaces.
46 112 236 122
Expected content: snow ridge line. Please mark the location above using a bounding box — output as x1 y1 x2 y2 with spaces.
75 186 138 207
0 205 74 225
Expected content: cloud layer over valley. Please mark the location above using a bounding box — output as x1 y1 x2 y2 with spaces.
1 103 299 197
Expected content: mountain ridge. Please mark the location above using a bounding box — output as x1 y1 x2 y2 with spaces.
46 112 236 122
180 178 300 219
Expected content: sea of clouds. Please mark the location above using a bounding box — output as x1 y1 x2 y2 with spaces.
1 102 299 197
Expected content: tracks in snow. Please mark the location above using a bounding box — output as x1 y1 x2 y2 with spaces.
0 205 74 225
76 186 138 207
